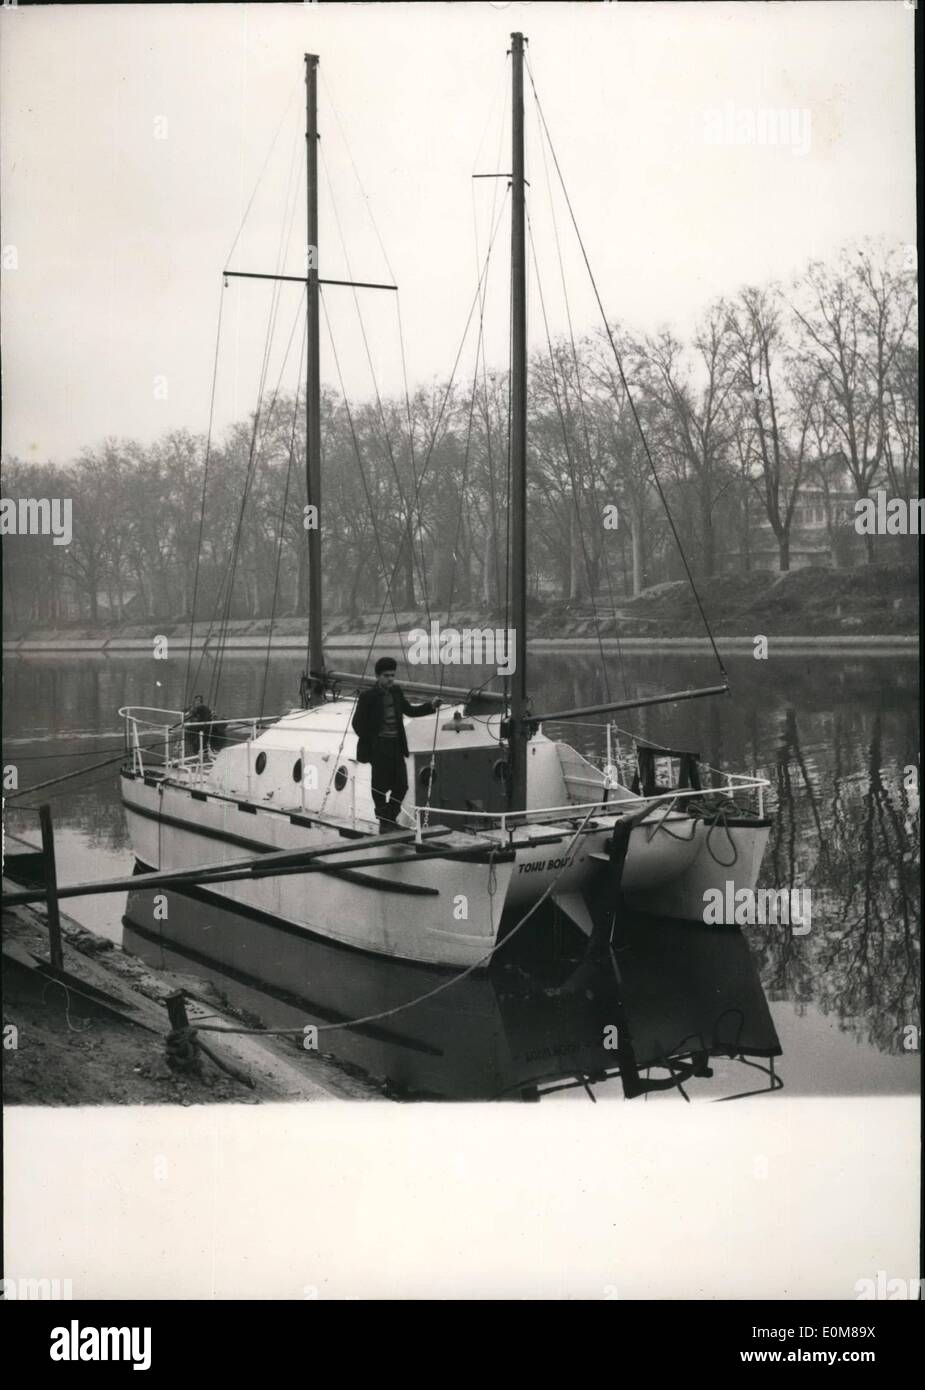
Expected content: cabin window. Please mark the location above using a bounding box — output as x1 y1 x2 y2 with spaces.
255 752 267 775
293 758 303 783
333 764 348 791
419 764 436 789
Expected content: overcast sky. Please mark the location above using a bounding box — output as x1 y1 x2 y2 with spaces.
1 1 916 466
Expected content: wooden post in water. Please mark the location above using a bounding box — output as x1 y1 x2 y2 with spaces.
38 804 64 970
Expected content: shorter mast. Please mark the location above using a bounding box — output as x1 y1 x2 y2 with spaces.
222 55 398 712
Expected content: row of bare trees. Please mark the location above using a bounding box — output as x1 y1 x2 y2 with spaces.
2 242 917 628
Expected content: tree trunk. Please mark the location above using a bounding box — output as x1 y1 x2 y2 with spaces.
399 532 415 608
631 520 643 597
347 554 367 621
778 532 790 572
701 490 716 577
481 525 494 608
569 501 583 600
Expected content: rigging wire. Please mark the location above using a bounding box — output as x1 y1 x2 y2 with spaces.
531 94 628 700
320 144 433 629
224 73 302 270
358 188 512 679
527 206 615 703
208 292 303 706
276 88 512 797
198 125 305 710
2 742 135 761
182 282 226 710
423 79 513 711
504 236 514 669
472 59 511 623
3 741 168 800
525 54 728 686
259 317 308 718
431 197 502 712
319 290 411 670
207 287 306 710
320 71 431 617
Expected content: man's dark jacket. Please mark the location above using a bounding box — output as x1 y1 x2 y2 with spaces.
351 684 434 763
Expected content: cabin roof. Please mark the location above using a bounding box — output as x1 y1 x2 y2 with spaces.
254 699 533 755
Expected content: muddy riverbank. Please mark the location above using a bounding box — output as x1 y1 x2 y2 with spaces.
2 879 379 1106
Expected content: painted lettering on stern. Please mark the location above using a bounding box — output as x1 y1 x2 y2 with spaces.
518 856 574 875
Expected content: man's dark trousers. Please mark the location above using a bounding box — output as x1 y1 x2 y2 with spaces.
370 737 408 825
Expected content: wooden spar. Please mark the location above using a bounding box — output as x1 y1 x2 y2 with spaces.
305 53 325 702
508 31 529 814
325 669 506 705
223 271 397 292
0 830 491 908
533 684 731 724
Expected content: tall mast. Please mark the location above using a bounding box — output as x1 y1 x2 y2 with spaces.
509 32 529 812
223 54 398 711
305 53 324 701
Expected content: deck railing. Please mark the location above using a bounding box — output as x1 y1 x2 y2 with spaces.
119 705 769 832
118 705 279 782
411 773 770 840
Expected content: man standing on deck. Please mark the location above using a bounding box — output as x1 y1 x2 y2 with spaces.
184 693 215 757
352 657 440 834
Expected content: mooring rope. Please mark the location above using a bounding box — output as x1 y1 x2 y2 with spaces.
188 806 596 1041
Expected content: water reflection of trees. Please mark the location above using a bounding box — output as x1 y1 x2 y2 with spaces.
751 707 920 1055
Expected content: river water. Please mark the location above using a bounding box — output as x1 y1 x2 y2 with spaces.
2 649 919 1101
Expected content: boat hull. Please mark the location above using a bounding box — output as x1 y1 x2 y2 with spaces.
121 773 771 965
121 775 516 968
624 820 771 920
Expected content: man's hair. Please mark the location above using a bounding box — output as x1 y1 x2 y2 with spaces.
374 657 398 676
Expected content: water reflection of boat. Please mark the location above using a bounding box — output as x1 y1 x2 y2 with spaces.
123 885 782 1101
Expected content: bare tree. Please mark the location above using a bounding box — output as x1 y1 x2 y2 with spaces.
634 306 737 578
725 286 820 572
791 244 917 562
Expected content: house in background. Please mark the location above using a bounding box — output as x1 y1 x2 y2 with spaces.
747 482 859 569
94 587 146 623
722 454 907 571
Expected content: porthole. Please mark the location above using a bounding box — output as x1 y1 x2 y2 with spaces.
419 764 436 789
333 764 348 792
293 758 303 784
492 758 511 786
255 752 267 775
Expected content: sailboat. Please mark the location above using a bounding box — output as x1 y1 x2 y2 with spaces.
119 37 772 969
